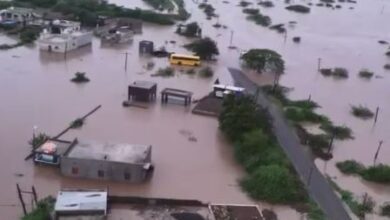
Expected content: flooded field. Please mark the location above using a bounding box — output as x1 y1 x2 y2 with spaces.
1 0 390 219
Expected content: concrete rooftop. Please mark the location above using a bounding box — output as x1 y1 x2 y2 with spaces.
66 140 151 164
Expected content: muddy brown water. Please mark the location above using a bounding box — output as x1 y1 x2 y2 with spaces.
1 0 390 219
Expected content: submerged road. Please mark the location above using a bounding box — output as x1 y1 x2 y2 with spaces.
228 68 351 220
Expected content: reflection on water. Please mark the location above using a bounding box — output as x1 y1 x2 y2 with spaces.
1 0 390 219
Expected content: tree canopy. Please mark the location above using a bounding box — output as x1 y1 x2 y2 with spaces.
241 49 285 74
184 37 219 60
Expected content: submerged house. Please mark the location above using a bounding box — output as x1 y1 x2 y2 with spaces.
101 26 134 44
34 139 153 183
38 20 92 53
0 7 36 24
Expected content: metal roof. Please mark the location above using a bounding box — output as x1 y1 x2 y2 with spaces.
55 190 107 214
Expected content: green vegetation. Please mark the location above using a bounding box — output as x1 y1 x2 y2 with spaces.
22 196 55 220
143 0 174 11
241 49 284 74
336 160 365 175
269 24 286 33
247 12 271 27
242 8 259 15
16 0 187 26
386 51 390 57
70 118 84 129
307 200 326 220
176 22 201 37
362 164 390 183
319 124 353 140
320 67 349 78
29 133 49 149
198 3 216 18
358 69 374 79
380 203 390 217
258 1 275 8
0 1 12 9
71 72 90 83
285 107 328 124
336 160 390 184
219 95 308 205
384 64 390 70
184 37 219 60
152 67 175 77
293 36 301 43
285 5 311 13
199 66 214 78
351 105 374 119
239 0 252 7
327 177 374 218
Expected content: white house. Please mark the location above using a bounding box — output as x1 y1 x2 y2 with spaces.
0 7 36 23
38 20 92 53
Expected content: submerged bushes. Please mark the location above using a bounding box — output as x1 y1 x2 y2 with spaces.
336 160 390 184
351 105 374 119
320 67 349 78
285 5 311 13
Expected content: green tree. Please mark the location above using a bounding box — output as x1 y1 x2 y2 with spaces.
241 164 304 203
241 49 285 74
184 37 219 60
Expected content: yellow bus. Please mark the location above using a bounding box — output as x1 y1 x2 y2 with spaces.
169 53 201 66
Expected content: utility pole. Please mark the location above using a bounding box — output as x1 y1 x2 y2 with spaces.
374 106 380 124
124 52 129 71
373 140 384 166
317 58 322 71
228 30 234 49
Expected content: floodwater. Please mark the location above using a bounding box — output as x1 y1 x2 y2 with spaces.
1 0 390 219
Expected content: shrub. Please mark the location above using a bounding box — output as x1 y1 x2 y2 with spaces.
386 51 390 56
71 72 90 83
29 133 49 149
70 118 84 129
152 67 175 77
306 134 330 150
319 68 332 76
381 203 390 217
20 28 39 43
333 68 349 78
239 0 251 7
243 8 259 15
269 24 286 33
285 107 328 124
307 200 326 220
351 105 374 119
285 5 311 13
258 1 274 7
287 100 319 110
247 13 271 27
359 69 374 79
186 68 196 75
361 164 390 183
336 160 365 175
241 164 305 203
199 66 214 78
320 124 353 140
292 36 301 43
22 196 55 220
384 64 390 70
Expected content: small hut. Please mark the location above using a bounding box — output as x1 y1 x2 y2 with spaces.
139 40 154 55
128 81 157 102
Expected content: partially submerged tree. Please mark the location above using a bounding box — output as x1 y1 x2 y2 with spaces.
185 37 219 60
351 105 374 119
241 49 285 74
285 5 311 13
177 22 201 37
71 72 90 83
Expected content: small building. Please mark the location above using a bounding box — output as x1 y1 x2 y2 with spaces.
38 20 92 53
161 88 193 106
60 139 153 183
0 7 36 24
139 40 154 55
101 26 134 44
54 189 107 219
127 80 157 102
34 139 77 166
213 69 245 98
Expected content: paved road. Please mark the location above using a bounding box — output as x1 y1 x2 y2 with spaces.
228 68 351 220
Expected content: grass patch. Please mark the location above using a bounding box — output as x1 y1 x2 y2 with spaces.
22 196 55 220
199 66 214 78
143 0 175 11
358 69 374 79
285 107 328 124
327 177 375 218
285 5 311 13
380 203 390 217
70 118 84 129
152 67 175 77
361 164 390 183
351 105 374 119
336 160 365 175
319 124 353 140
307 200 326 220
71 72 90 83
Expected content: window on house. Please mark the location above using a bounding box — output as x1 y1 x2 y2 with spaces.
71 167 79 175
124 172 131 180
98 170 104 178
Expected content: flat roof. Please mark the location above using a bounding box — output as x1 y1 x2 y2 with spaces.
55 190 107 214
65 140 151 164
130 80 156 90
161 88 193 96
